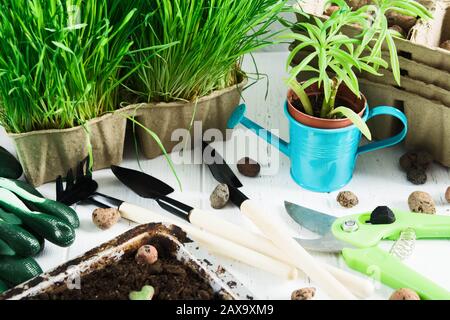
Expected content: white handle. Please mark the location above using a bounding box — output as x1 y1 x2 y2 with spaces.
118 202 297 279
323 265 374 298
190 207 373 297
119 202 179 225
190 234 298 280
240 199 356 300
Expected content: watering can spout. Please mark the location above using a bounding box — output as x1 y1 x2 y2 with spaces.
227 104 290 157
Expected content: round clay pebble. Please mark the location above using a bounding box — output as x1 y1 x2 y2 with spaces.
210 183 230 209
237 157 260 177
407 168 427 185
135 245 158 265
440 40 450 51
415 151 433 169
336 191 359 208
386 11 417 31
324 5 340 16
92 207 121 230
446 187 450 204
389 288 420 300
399 152 417 172
408 191 436 214
291 287 316 300
346 0 370 10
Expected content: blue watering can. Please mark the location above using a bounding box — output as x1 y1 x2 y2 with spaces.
227 102 408 192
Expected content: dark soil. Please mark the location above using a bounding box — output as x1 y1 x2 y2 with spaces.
291 96 352 119
28 241 217 300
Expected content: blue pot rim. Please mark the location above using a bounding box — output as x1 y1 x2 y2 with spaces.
283 101 369 134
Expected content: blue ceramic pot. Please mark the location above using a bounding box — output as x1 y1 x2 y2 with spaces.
227 102 408 192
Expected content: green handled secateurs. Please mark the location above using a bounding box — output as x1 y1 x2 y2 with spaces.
285 202 450 300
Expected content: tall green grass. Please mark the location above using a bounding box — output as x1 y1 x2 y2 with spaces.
126 0 289 103
0 0 149 133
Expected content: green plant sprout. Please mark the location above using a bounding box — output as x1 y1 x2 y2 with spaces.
285 0 431 139
125 0 289 103
0 0 170 133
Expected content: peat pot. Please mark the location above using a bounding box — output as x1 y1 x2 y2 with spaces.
9 107 132 187
133 79 246 159
227 84 408 192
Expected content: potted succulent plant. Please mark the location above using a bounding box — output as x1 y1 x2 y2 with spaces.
0 0 168 186
122 0 289 159
228 0 429 192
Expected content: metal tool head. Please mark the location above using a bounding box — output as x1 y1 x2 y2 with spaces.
202 141 243 188
284 201 353 253
284 201 336 236
56 156 98 206
110 165 174 199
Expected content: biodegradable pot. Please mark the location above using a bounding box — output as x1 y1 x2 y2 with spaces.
9 107 132 187
228 85 408 192
133 79 246 159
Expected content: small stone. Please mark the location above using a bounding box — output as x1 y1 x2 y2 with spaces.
446 187 450 204
129 285 155 301
92 207 121 230
399 152 417 172
210 183 229 209
408 191 436 214
369 206 396 224
291 287 316 300
336 191 359 208
389 288 420 300
237 157 260 177
135 245 158 265
400 151 433 172
346 0 370 10
407 168 427 185
415 151 433 169
389 25 405 37
324 5 340 16
386 11 417 32
440 40 450 51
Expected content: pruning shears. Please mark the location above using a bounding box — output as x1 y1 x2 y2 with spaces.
284 201 450 300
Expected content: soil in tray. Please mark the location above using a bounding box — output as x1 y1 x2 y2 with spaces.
291 96 354 119
28 240 218 300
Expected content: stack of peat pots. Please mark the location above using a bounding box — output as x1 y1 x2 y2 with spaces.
291 0 450 167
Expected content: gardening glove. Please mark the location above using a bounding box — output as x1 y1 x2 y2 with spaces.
0 216 41 257
0 255 42 288
0 146 23 179
0 188 75 247
0 178 79 228
0 278 8 294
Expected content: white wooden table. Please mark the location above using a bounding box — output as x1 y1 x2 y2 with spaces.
1 51 449 300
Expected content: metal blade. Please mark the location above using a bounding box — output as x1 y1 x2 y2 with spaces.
111 165 174 199
295 233 350 253
202 142 243 188
284 201 337 236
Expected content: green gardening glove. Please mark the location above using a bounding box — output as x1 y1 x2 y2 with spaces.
0 178 79 228
0 279 8 294
0 188 75 247
0 255 42 287
0 218 41 257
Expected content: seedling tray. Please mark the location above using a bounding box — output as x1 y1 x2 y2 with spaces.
0 223 253 300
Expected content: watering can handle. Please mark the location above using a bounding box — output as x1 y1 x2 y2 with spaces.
357 106 408 155
227 104 290 156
